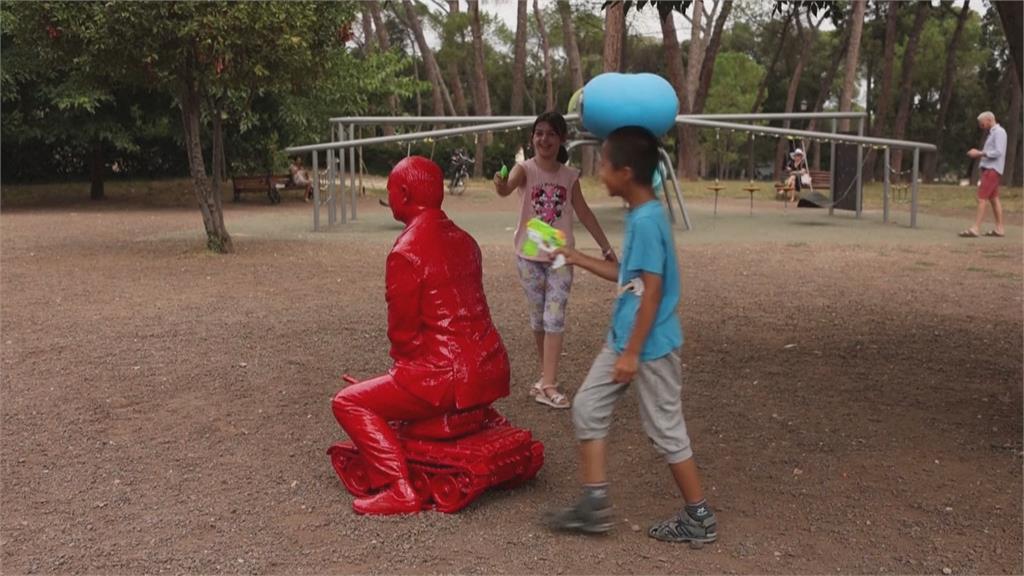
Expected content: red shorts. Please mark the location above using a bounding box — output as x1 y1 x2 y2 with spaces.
978 169 1001 200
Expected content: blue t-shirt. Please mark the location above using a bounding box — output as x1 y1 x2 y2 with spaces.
608 200 683 360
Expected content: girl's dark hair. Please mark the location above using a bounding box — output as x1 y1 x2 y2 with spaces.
533 111 570 164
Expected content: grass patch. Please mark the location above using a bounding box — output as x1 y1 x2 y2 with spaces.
3 178 212 208
6 173 1024 216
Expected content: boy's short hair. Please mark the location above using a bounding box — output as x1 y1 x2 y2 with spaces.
605 126 659 186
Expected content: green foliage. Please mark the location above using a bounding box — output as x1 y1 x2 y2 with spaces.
606 1 693 21
701 52 764 171
1 1 426 182
0 2 155 179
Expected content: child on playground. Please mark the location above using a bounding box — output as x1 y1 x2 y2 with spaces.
289 156 314 202
492 111 616 410
546 126 717 544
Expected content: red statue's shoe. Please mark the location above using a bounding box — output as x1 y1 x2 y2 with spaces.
352 479 421 515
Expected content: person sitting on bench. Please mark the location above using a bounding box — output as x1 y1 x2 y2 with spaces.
289 156 314 202
330 156 511 515
783 148 810 203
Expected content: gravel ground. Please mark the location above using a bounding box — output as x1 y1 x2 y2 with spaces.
2 193 1021 574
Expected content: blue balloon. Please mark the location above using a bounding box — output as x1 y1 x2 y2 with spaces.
581 73 679 139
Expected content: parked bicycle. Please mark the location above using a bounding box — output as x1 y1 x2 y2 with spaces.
448 149 473 196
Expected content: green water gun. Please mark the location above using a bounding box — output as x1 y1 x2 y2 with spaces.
499 164 510 180
522 218 566 268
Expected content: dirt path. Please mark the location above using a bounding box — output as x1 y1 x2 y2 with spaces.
2 196 1021 574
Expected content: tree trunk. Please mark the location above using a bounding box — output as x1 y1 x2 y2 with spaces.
468 0 492 159
923 0 971 183
661 12 691 181
808 26 849 129
90 140 104 201
211 99 224 197
891 1 929 177
1004 67 1021 185
774 10 815 181
370 0 389 49
360 6 375 55
685 0 704 110
446 1 469 116
511 0 528 114
747 7 793 179
807 31 848 170
683 0 731 180
864 1 900 180
751 7 791 115
181 60 231 254
446 61 468 116
534 0 554 111
409 36 423 117
558 1 583 89
558 0 592 174
368 1 397 135
603 2 625 72
837 0 865 132
994 1 1023 91
402 0 451 118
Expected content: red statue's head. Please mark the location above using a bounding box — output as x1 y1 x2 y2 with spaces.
387 156 444 223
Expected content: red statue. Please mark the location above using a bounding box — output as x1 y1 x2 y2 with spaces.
329 156 543 515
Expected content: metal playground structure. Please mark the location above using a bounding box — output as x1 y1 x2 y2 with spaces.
285 112 937 232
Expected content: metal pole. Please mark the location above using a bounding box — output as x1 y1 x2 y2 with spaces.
658 159 676 224
856 116 864 218
329 122 336 224
829 118 837 217
349 123 357 220
326 111 862 126
296 115 932 155
671 118 937 154
288 119 550 154
328 148 337 225
659 147 692 231
883 147 890 223
312 151 320 231
911 148 919 228
342 120 350 219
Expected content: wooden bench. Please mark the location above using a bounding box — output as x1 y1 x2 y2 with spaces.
806 169 831 192
232 174 316 204
232 175 280 204
269 174 313 202
774 169 832 198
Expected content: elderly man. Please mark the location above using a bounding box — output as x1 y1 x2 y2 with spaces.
961 111 1007 238
331 156 510 515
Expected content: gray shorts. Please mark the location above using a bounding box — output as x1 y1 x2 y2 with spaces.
572 345 693 464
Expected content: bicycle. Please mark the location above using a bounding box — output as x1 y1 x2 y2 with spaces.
447 149 473 196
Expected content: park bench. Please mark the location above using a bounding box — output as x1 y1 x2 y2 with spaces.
774 169 832 199
231 174 317 204
270 174 314 201
232 174 280 204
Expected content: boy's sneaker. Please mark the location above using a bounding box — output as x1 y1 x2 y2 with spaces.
648 508 718 544
545 494 613 534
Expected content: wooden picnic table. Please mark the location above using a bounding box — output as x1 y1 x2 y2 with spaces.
742 183 760 215
707 182 726 217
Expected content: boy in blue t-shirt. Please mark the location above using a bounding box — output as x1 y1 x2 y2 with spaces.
548 127 717 544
